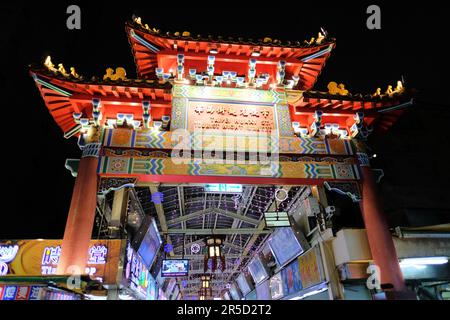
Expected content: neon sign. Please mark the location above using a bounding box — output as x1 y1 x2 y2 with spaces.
41 245 107 275
124 243 150 299
0 245 19 263
0 245 19 276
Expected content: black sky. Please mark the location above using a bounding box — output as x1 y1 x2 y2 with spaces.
1 1 449 239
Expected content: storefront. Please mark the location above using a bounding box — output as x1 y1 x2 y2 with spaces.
0 239 123 300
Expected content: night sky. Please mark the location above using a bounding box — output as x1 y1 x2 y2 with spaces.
1 1 449 239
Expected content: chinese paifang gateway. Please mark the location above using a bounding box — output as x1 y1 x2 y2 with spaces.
21 15 423 300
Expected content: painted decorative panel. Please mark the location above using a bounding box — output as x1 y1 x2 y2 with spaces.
103 128 354 155
98 156 359 180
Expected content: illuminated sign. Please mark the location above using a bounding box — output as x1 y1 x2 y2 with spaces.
0 285 43 300
0 245 19 263
0 263 7 276
0 240 122 284
41 244 107 275
123 243 152 299
264 212 291 228
161 259 189 277
40 287 80 300
0 245 19 275
188 101 276 134
204 184 242 193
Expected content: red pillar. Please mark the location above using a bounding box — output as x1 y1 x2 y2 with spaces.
357 152 407 293
56 143 100 275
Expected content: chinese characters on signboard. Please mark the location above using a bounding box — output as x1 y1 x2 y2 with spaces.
0 240 122 284
188 101 276 134
0 285 43 300
41 244 107 275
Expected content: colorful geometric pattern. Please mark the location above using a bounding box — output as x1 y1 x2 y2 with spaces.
98 156 359 180
172 85 286 105
103 128 354 155
275 104 294 136
170 97 188 131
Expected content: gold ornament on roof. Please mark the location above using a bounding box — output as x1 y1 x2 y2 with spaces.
328 82 349 95
134 17 142 26
104 67 127 81
104 68 114 80
306 37 315 45
58 63 69 77
385 85 394 96
372 88 382 97
338 83 349 95
328 82 340 94
44 56 57 72
263 37 272 43
394 80 405 94
70 67 80 78
316 32 325 44
182 31 190 37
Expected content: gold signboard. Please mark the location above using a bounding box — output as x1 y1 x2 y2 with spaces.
0 239 123 284
188 101 276 134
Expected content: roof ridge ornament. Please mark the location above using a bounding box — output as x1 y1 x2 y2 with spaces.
130 17 334 50
58 63 69 77
327 81 350 96
103 67 127 81
43 56 81 79
373 80 405 98
316 32 325 44
44 56 57 72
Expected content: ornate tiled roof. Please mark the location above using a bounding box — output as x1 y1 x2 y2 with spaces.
127 19 336 49
29 64 172 90
126 18 336 90
303 89 411 103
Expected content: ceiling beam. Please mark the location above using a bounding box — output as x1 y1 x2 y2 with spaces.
177 186 186 238
223 241 243 251
215 208 260 226
227 186 292 281
188 269 237 275
172 240 244 252
165 228 272 235
166 207 213 225
166 206 259 226
171 254 245 259
182 279 230 285
229 187 258 245
150 185 174 257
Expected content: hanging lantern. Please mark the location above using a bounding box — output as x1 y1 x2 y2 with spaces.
200 274 212 297
198 285 211 300
204 236 225 272
201 274 211 289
